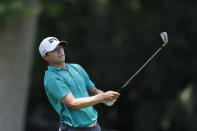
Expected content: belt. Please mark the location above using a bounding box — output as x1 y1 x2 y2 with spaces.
62 120 97 129
86 120 97 128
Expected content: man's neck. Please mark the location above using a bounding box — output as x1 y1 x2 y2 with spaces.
49 63 67 69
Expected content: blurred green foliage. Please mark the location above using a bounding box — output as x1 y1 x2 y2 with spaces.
25 0 197 131
0 0 41 25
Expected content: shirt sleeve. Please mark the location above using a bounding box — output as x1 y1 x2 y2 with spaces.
45 76 71 101
78 65 95 90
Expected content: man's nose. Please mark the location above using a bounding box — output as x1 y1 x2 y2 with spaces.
57 48 62 53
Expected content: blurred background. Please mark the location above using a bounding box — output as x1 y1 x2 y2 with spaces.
1 0 197 131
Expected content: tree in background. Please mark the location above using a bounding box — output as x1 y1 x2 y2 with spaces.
0 0 40 131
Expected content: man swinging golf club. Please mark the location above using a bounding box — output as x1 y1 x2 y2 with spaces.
39 37 120 131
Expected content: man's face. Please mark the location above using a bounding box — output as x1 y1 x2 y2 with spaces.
44 44 65 65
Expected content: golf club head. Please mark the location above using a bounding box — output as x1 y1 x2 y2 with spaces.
160 32 168 45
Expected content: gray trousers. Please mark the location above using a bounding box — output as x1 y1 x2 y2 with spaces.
59 123 101 131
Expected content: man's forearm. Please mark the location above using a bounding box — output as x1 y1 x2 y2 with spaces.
71 93 105 110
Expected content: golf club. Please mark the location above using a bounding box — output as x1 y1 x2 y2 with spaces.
117 32 168 92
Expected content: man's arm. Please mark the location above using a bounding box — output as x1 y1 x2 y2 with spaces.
61 90 119 110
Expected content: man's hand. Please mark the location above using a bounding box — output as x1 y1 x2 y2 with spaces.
102 91 119 106
103 91 120 102
88 87 120 106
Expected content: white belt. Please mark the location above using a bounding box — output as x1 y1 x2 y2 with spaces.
86 120 97 128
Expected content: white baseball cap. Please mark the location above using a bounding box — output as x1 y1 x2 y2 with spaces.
39 37 67 57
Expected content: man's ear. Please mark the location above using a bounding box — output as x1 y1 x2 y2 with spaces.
43 55 48 62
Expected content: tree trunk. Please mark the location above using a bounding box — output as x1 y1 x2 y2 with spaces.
0 0 40 131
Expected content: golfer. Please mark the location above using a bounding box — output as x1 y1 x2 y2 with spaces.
39 37 120 131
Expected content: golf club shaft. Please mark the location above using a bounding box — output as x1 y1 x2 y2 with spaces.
117 43 166 92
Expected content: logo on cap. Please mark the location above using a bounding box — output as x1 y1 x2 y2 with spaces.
49 38 58 43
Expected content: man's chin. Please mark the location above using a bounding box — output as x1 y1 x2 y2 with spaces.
59 60 65 64
54 60 65 64
59 57 65 62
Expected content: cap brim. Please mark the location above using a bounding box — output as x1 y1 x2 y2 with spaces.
59 41 67 46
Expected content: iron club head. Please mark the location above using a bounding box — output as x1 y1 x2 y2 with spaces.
160 32 168 46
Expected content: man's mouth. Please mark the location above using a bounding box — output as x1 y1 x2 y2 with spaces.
59 54 64 57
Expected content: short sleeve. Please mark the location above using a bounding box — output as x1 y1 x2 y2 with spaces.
78 65 95 90
45 77 71 101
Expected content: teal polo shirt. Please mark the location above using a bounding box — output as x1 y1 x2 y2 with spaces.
44 63 98 127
